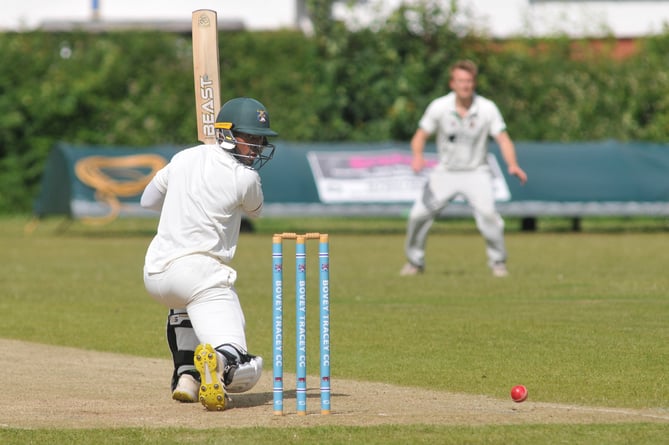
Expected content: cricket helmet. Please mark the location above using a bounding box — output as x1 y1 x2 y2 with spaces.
214 97 277 169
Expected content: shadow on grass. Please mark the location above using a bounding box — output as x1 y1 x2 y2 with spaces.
20 215 669 238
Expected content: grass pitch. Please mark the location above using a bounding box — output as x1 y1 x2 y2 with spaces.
1 215 668 443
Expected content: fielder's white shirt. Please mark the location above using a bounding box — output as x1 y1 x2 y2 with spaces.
419 92 507 171
143 144 263 273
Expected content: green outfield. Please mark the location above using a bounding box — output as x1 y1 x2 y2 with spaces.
1 216 668 444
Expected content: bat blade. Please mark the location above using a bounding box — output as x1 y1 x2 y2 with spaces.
192 9 221 145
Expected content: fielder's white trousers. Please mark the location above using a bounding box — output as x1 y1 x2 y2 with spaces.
143 254 247 352
405 166 507 269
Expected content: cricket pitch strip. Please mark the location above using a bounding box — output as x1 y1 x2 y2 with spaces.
1 338 667 429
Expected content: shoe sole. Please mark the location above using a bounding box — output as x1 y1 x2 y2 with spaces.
194 344 227 411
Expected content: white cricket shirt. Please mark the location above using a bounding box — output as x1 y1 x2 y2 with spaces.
144 144 263 273
419 92 507 171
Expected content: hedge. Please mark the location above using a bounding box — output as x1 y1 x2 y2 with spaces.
0 10 668 213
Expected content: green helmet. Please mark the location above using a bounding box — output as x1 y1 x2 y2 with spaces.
214 97 278 137
214 97 277 170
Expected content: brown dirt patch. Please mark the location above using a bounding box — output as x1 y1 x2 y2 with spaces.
1 338 667 429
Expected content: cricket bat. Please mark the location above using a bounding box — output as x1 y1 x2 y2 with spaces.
192 9 221 144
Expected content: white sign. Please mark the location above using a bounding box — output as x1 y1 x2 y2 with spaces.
306 150 511 204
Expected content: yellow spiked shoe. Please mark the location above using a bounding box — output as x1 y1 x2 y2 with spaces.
194 344 227 411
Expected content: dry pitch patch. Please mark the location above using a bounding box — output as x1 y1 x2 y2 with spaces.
1 338 667 429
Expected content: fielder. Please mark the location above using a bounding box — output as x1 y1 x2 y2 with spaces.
401 60 527 278
141 97 277 411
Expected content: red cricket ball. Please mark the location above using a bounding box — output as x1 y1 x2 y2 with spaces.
511 385 528 403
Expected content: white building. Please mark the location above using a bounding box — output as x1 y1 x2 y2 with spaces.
335 0 669 38
2 1 668 38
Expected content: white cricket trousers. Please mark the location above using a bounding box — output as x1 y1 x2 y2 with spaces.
143 254 247 352
405 166 507 269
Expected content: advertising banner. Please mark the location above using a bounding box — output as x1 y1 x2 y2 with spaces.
306 150 511 203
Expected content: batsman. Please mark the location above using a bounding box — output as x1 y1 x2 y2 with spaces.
141 97 279 410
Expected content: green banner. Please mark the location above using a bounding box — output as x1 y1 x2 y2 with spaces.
34 140 669 221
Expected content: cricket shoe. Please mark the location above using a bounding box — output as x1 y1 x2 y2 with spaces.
400 262 424 276
491 262 509 277
172 373 199 403
194 343 228 411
